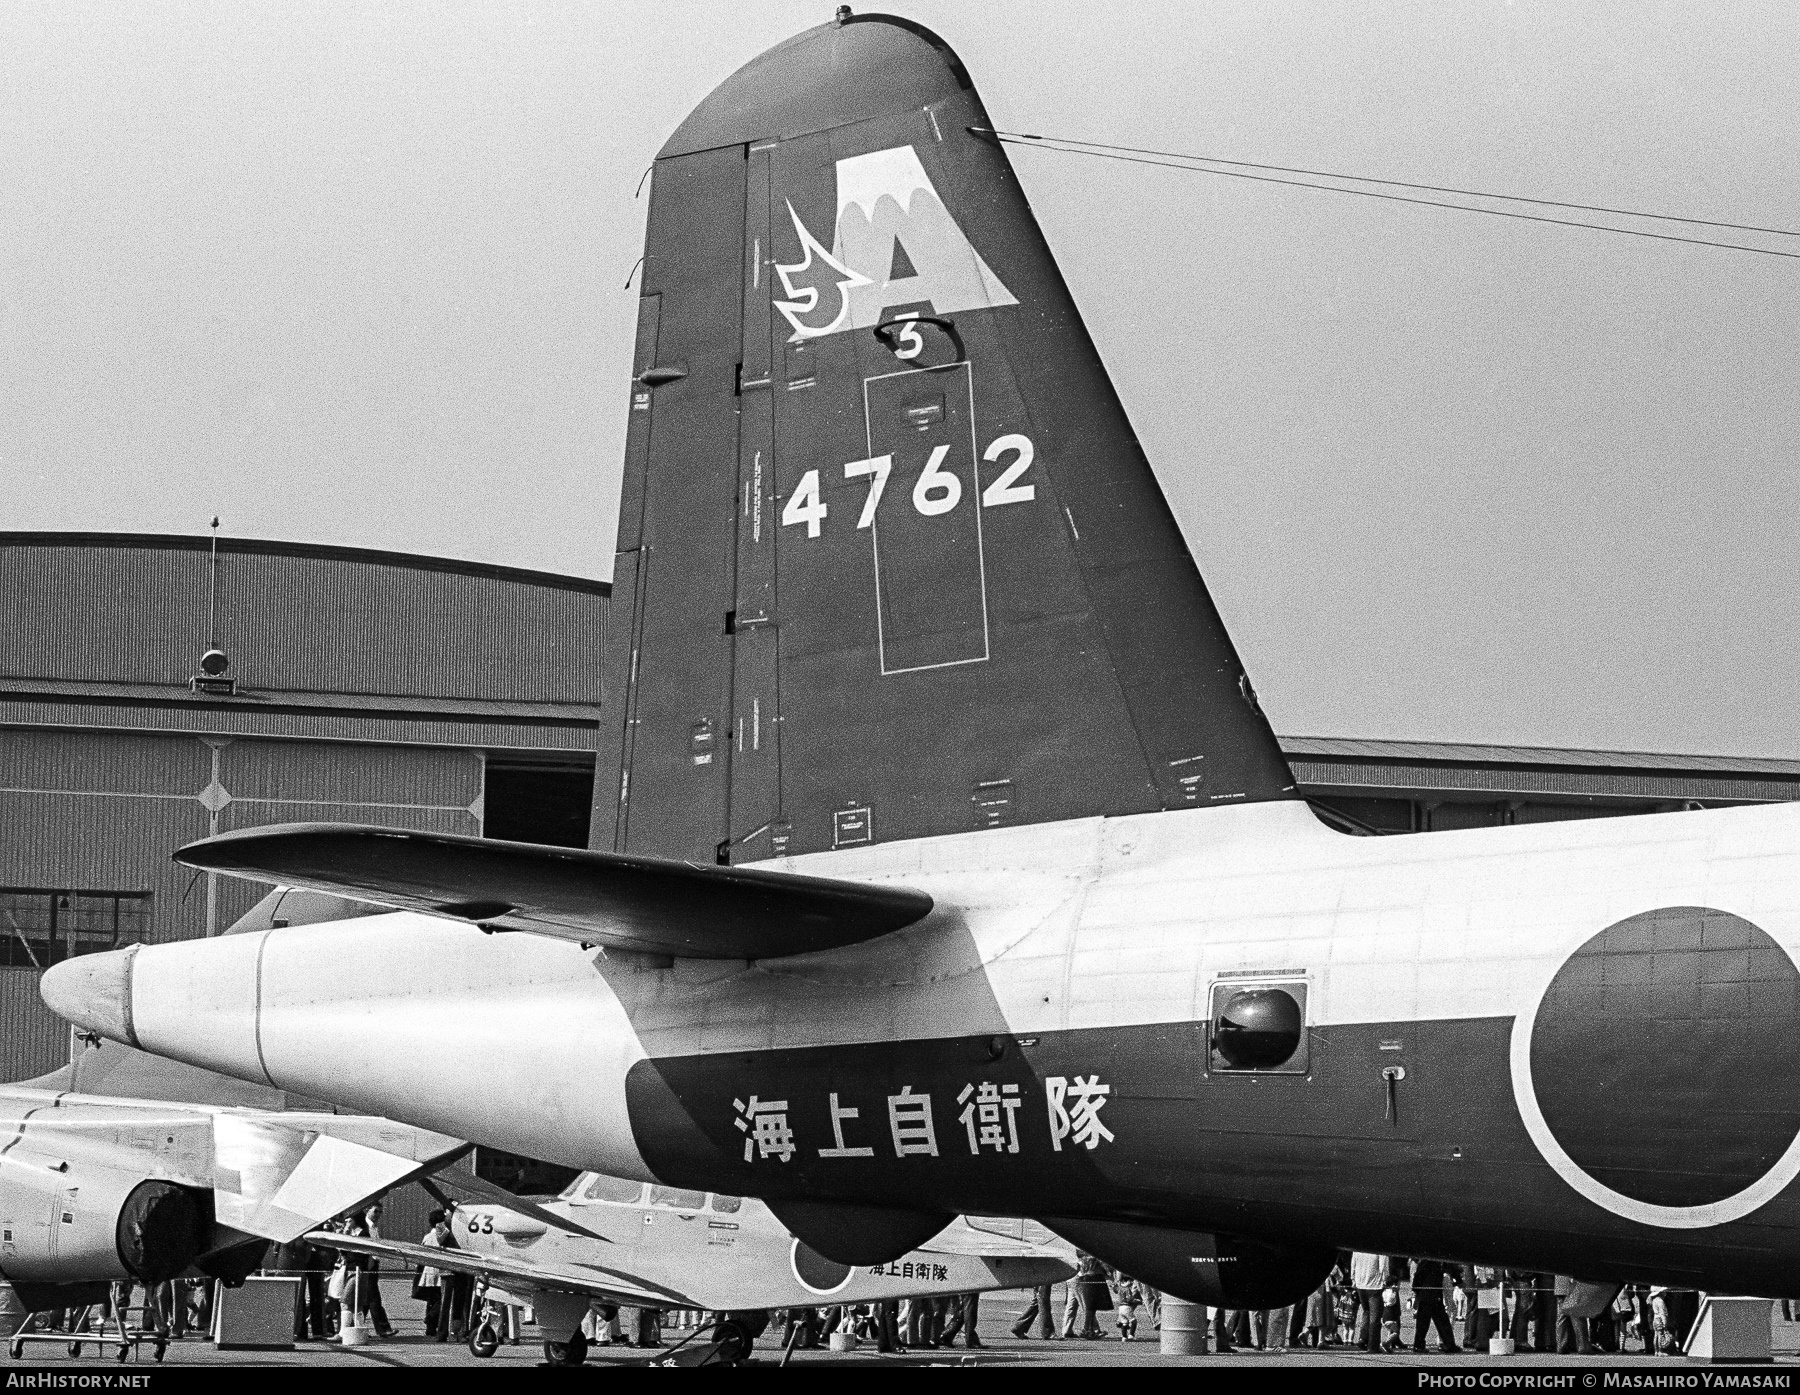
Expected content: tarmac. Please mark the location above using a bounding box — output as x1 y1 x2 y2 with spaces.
13 1290 1800 1369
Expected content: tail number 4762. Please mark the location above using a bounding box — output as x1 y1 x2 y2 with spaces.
780 434 1036 539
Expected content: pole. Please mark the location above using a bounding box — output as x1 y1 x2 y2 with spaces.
206 517 220 649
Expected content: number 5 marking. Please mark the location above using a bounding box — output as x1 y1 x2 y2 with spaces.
844 455 892 528
982 434 1036 506
893 313 924 360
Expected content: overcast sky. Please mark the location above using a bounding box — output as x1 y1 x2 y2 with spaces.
5 2 1798 759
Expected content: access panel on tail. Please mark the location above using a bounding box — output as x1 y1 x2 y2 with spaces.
596 13 1296 864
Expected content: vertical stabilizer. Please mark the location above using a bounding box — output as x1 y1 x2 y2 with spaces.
596 14 1296 863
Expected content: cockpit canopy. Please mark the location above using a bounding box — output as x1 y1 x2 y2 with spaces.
558 1171 742 1214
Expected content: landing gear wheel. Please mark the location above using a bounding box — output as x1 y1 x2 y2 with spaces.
713 1320 753 1365
543 1331 589 1366
154 1339 168 1363
67 1344 81 1359
115 1344 128 1364
469 1319 501 1359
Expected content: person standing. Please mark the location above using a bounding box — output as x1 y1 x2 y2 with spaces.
274 1239 320 1341
1061 1255 1092 1338
900 1297 925 1347
1556 1279 1604 1354
433 1216 471 1344
874 1299 902 1353
416 1212 447 1337
1011 1284 1056 1339
357 1203 395 1338
1112 1279 1140 1341
1065 1254 1108 1338
1461 1265 1499 1351
1302 1280 1331 1346
1503 1270 1536 1351
938 1292 981 1347
1409 1258 1460 1353
1653 1286 1698 1355
316 1223 345 1338
1530 1272 1558 1352
1350 1252 1387 1353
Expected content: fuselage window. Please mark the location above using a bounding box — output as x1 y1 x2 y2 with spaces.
710 1194 743 1214
649 1186 706 1210
583 1174 649 1204
1208 980 1308 1074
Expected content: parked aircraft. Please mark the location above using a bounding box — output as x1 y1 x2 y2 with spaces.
327 1170 1072 1364
43 11 1800 1306
0 1039 461 1319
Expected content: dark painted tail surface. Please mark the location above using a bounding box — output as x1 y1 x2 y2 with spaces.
595 14 1295 863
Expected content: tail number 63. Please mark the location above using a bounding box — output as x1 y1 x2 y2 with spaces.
781 434 1036 539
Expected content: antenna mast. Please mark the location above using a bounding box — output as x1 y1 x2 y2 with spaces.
192 517 235 696
207 516 220 649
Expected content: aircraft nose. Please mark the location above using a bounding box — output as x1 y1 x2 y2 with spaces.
40 945 139 1048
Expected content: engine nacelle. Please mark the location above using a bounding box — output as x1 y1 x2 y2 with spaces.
0 1153 208 1287
1046 1218 1336 1309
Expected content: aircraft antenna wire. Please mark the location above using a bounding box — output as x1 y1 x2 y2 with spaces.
975 128 1800 262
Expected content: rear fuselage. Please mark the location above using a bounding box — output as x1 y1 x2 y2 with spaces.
92 798 1800 1293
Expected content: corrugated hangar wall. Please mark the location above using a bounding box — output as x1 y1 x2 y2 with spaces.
0 734 486 1077
0 534 601 700
0 533 606 1086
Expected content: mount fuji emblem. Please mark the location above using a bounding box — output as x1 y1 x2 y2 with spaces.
773 145 1018 342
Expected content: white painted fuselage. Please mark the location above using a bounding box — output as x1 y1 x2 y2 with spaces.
44 799 1800 1280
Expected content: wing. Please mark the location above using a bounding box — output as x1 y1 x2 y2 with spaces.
309 1232 691 1309
918 1216 1079 1261
175 823 933 960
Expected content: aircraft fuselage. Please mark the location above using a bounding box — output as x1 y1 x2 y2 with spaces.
70 797 1800 1293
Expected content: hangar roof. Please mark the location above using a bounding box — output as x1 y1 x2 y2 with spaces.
0 532 608 750
1280 735 1800 804
1281 735 1800 778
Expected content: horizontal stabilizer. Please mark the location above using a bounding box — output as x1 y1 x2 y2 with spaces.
426 1169 613 1242
213 1113 465 1244
175 823 933 960
309 1231 686 1309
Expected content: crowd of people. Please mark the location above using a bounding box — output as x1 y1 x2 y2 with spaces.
773 1251 1710 1356
13 1216 1721 1360
268 1202 481 1344
1322 1256 1703 1357
993 1253 1705 1356
32 1277 214 1346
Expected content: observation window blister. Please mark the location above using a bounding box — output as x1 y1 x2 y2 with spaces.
1207 979 1309 1074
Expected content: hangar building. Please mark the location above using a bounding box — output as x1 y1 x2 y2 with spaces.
1287 736 1800 834
0 531 606 1082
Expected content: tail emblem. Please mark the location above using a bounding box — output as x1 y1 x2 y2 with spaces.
773 145 1017 343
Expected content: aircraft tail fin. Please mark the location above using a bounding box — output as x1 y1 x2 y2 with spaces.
597 14 1296 862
